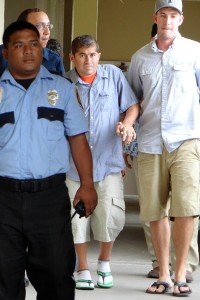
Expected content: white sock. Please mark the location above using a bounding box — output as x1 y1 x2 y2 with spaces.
98 260 111 273
97 260 113 285
77 269 92 281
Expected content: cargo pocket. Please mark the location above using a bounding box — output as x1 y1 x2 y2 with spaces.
108 197 125 231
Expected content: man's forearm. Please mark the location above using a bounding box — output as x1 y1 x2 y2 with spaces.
123 103 140 126
68 133 94 186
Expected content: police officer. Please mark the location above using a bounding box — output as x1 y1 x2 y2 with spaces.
0 21 97 300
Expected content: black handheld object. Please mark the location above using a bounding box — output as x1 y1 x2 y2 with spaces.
71 201 86 220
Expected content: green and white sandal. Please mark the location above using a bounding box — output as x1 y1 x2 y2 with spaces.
97 271 113 288
76 279 94 290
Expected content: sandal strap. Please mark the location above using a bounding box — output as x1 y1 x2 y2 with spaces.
97 270 112 278
174 281 188 287
76 279 93 283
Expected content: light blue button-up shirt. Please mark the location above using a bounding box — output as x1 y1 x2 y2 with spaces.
128 34 200 154
0 66 87 179
65 64 139 182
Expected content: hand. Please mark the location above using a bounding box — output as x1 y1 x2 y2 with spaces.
116 122 136 144
121 169 126 177
123 153 133 169
73 184 98 217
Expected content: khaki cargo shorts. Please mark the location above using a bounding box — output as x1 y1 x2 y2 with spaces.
137 139 200 222
66 172 125 243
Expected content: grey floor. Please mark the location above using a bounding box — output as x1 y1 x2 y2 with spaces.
25 202 200 299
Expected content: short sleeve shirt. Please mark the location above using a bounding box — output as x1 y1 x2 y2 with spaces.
0 66 87 179
65 64 139 182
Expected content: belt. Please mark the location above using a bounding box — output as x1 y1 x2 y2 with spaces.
0 173 66 193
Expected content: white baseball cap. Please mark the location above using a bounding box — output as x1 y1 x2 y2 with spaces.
155 0 183 14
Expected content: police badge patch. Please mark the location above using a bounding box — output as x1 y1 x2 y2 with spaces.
47 90 59 106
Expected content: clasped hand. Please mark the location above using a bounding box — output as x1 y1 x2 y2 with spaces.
116 122 136 144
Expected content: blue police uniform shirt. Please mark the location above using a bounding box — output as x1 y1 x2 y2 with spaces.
0 44 65 76
0 66 87 179
65 64 139 182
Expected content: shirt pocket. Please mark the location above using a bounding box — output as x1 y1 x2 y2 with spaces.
99 90 115 111
0 112 15 128
140 67 157 89
37 107 64 141
0 112 15 147
173 64 192 93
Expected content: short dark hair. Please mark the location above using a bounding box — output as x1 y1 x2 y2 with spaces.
71 35 100 55
3 21 40 49
151 23 157 38
17 8 43 21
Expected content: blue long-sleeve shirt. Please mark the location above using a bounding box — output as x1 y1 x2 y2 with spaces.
128 34 200 154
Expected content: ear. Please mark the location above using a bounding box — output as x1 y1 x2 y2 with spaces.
69 53 75 62
98 52 101 60
179 14 184 26
2 48 8 60
153 13 157 24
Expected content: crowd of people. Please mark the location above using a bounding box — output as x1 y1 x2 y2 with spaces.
0 0 199 299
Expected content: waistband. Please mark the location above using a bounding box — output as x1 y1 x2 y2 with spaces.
0 173 66 193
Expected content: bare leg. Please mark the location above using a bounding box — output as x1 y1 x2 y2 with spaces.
171 217 199 275
143 222 159 269
97 241 114 288
75 242 95 289
98 241 113 261
75 243 88 271
173 217 194 294
146 216 173 293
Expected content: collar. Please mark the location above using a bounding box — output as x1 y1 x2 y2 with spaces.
0 65 54 85
69 65 109 85
151 33 182 52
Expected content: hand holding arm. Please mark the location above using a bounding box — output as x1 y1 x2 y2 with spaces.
116 103 140 144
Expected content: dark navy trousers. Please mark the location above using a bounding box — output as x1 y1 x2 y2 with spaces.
0 182 75 300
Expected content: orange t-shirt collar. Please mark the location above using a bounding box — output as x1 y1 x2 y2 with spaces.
80 72 97 85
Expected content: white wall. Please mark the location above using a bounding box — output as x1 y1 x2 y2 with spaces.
0 0 5 43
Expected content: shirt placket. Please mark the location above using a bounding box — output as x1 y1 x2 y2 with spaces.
161 51 169 147
88 86 94 151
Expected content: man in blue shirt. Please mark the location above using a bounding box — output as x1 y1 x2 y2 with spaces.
0 8 65 288
0 21 97 300
65 35 139 290
0 8 65 76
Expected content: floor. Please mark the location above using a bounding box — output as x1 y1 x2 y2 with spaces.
25 201 200 299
